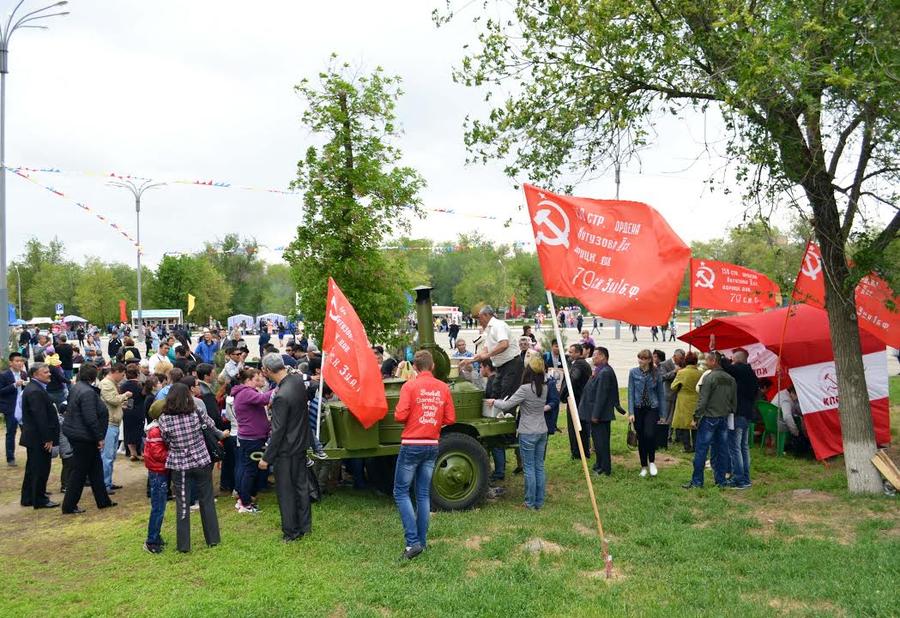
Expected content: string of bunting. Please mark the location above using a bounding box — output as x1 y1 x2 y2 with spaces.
9 168 143 253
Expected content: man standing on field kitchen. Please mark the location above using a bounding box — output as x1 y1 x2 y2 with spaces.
393 350 456 561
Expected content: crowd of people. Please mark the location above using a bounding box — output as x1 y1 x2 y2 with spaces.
0 304 811 562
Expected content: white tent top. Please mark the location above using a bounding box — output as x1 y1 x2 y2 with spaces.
62 315 88 323
257 313 287 325
26 317 53 325
227 314 254 329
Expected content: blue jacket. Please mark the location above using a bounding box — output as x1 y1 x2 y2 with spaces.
543 375 561 435
627 366 667 419
0 368 26 414
194 340 219 364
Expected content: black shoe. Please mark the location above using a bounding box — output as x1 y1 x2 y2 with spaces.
681 482 701 490
282 533 304 543
62 507 86 514
99 501 118 509
513 466 523 475
6 460 17 467
110 484 123 490
402 544 424 560
35 501 60 509
143 542 162 554
106 490 116 495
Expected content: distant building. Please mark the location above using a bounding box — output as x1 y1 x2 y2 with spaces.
132 309 184 329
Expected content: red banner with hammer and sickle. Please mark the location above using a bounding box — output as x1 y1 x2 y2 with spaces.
793 241 899 347
690 258 781 313
524 184 690 325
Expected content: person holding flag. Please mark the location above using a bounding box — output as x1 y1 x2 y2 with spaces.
393 350 456 560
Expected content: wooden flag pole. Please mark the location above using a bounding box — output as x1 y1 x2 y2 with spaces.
688 258 694 352
315 352 326 441
545 290 612 578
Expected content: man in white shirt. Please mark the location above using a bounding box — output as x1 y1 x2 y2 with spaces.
148 342 170 374
469 305 522 401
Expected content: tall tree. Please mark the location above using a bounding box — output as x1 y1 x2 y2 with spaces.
284 57 425 345
441 0 899 493
74 260 127 326
203 234 265 316
150 255 232 323
25 262 80 318
7 237 68 318
259 263 296 317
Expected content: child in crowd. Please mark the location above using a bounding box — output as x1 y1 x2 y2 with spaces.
142 402 169 554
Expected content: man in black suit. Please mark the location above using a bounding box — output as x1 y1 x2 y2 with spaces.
19 363 60 508
561 343 591 460
55 334 74 381
579 347 623 476
258 353 312 542
0 352 28 466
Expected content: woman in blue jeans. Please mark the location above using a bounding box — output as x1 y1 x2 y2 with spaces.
488 353 549 510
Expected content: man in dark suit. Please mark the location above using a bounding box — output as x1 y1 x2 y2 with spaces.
579 347 623 476
19 363 60 508
0 352 28 466
55 334 74 381
561 343 591 460
258 353 312 542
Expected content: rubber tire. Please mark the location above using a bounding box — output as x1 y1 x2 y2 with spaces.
431 432 489 511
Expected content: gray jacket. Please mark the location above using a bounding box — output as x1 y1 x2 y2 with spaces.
493 381 548 435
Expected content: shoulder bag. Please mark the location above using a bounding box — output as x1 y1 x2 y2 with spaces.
195 408 225 462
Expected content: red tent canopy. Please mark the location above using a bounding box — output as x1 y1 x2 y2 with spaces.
679 304 884 367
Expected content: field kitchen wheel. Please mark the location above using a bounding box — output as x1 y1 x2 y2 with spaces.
431 432 489 511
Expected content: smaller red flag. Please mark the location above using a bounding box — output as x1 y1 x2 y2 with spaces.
792 241 825 308
119 300 127 323
690 258 781 313
321 278 388 428
855 273 899 348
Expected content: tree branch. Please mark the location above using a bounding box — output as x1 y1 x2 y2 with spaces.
865 209 900 257
841 116 874 241
828 110 866 178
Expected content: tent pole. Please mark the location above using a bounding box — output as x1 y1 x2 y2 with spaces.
546 290 612 578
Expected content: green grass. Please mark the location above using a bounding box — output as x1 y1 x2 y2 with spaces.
1 381 898 617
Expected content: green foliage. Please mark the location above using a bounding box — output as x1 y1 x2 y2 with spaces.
73 259 127 326
7 237 69 317
259 263 296 317
149 254 232 322
25 262 80 318
284 57 425 345
202 234 266 316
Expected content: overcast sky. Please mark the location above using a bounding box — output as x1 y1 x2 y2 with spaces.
5 0 828 268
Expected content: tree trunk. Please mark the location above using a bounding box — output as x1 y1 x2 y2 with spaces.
809 178 883 494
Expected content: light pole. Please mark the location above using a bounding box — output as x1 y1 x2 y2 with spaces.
109 179 165 339
13 263 20 318
0 1 68 351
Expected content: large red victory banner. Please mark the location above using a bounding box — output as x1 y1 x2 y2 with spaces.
322 278 387 428
793 241 898 347
690 258 780 313
524 184 690 325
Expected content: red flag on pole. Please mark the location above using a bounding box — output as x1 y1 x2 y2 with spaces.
321 278 388 428
119 300 127 323
792 241 898 347
690 258 781 313
792 241 826 308
524 184 690 325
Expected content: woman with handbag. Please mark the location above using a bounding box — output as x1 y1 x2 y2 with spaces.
232 367 273 514
627 349 667 478
158 382 228 553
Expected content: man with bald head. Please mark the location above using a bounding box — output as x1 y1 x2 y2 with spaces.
723 348 758 489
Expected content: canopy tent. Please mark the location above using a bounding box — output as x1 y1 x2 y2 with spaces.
62 315 88 323
11 319 26 326
26 317 53 325
257 313 287 326
227 314 254 330
680 304 890 460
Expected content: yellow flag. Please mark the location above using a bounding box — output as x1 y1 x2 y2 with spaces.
187 294 196 316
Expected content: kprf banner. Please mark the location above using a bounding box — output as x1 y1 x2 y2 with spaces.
690 258 780 313
524 184 690 325
322 278 387 428
793 241 899 347
788 351 890 460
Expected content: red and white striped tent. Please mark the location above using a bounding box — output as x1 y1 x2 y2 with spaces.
680 304 890 460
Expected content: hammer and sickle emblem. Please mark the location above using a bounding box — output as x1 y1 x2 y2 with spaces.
533 199 570 248
694 263 716 289
801 251 822 281
328 294 341 322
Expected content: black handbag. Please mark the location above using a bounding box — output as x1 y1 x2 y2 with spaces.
196 409 225 462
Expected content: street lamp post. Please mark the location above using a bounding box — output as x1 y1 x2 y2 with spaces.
13 263 20 318
109 179 165 340
0 1 68 351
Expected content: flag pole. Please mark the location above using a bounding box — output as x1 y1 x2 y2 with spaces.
688 258 694 352
545 290 612 578
315 351 326 441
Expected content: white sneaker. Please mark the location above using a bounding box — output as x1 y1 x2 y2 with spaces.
649 463 658 477
639 467 648 477
237 504 259 514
